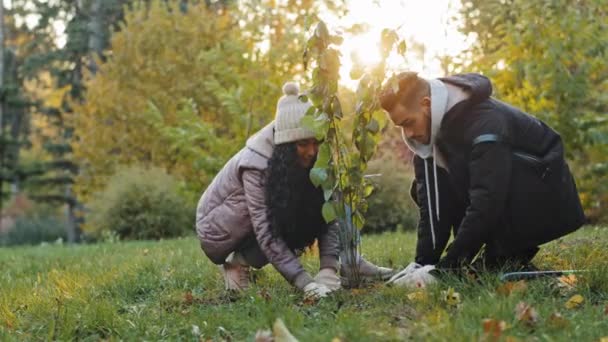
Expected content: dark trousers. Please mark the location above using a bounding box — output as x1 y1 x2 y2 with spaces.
234 234 269 269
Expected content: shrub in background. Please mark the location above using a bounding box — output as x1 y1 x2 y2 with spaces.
0 202 67 246
85 166 193 240
363 155 419 234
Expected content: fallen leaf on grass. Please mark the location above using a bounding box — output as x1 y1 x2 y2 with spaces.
600 338 608 342
557 274 577 288
406 290 427 302
505 337 522 342
497 281 527 296
565 294 585 309
482 318 507 341
441 287 461 307
273 319 298 342
514 302 539 327
548 312 569 329
258 289 272 302
183 291 194 305
604 304 608 316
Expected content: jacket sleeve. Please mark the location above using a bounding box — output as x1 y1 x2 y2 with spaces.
437 140 512 268
242 169 314 289
412 156 453 265
317 222 340 271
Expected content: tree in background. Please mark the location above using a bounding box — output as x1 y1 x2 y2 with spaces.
0 4 32 216
72 0 346 204
4 0 130 241
459 0 608 221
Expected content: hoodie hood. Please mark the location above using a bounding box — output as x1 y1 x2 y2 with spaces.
246 121 275 159
401 78 449 161
439 73 492 105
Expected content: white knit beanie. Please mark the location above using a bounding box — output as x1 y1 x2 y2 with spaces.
274 82 316 145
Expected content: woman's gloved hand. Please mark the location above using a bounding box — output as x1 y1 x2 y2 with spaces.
302 281 333 299
313 268 341 291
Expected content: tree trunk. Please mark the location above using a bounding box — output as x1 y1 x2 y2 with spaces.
88 0 104 74
0 2 5 214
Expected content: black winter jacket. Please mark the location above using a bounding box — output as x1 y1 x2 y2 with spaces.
411 73 585 268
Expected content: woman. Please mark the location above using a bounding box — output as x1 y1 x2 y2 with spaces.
196 83 391 297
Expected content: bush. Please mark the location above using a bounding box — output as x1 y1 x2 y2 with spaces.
85 166 193 240
363 155 419 234
0 207 67 246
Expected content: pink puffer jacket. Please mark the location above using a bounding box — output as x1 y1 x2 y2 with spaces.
195 122 340 289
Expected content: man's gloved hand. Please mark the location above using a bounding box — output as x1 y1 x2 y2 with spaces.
313 268 341 291
386 265 437 288
387 262 422 283
303 282 332 299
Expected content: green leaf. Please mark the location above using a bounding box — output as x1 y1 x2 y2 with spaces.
332 96 343 119
366 119 380 133
398 40 407 55
349 65 364 80
305 106 317 117
310 167 328 187
363 184 374 197
324 188 334 201
352 210 365 229
300 115 315 132
322 201 338 223
315 143 331 168
330 35 344 46
315 21 330 43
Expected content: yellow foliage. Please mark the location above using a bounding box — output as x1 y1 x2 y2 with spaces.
72 0 318 201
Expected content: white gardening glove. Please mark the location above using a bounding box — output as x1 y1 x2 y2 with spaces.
303 282 332 299
386 262 422 284
387 265 437 288
313 268 341 291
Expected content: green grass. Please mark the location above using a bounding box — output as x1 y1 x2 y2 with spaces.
1 227 607 341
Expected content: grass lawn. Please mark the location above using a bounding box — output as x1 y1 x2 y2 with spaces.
1 227 607 341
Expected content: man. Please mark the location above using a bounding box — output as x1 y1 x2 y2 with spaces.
379 72 585 286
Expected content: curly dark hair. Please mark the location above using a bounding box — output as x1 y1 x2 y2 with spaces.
265 142 327 252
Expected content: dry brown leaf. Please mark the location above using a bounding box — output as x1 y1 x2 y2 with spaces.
557 274 577 288
565 294 585 309
183 291 194 306
301 296 318 306
604 304 608 316
497 281 528 296
258 289 272 302
514 301 539 327
482 318 507 340
548 312 569 329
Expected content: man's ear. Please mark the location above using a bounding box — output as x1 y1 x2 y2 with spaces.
420 96 431 109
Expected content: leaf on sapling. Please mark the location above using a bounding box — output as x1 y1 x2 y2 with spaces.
322 201 338 223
